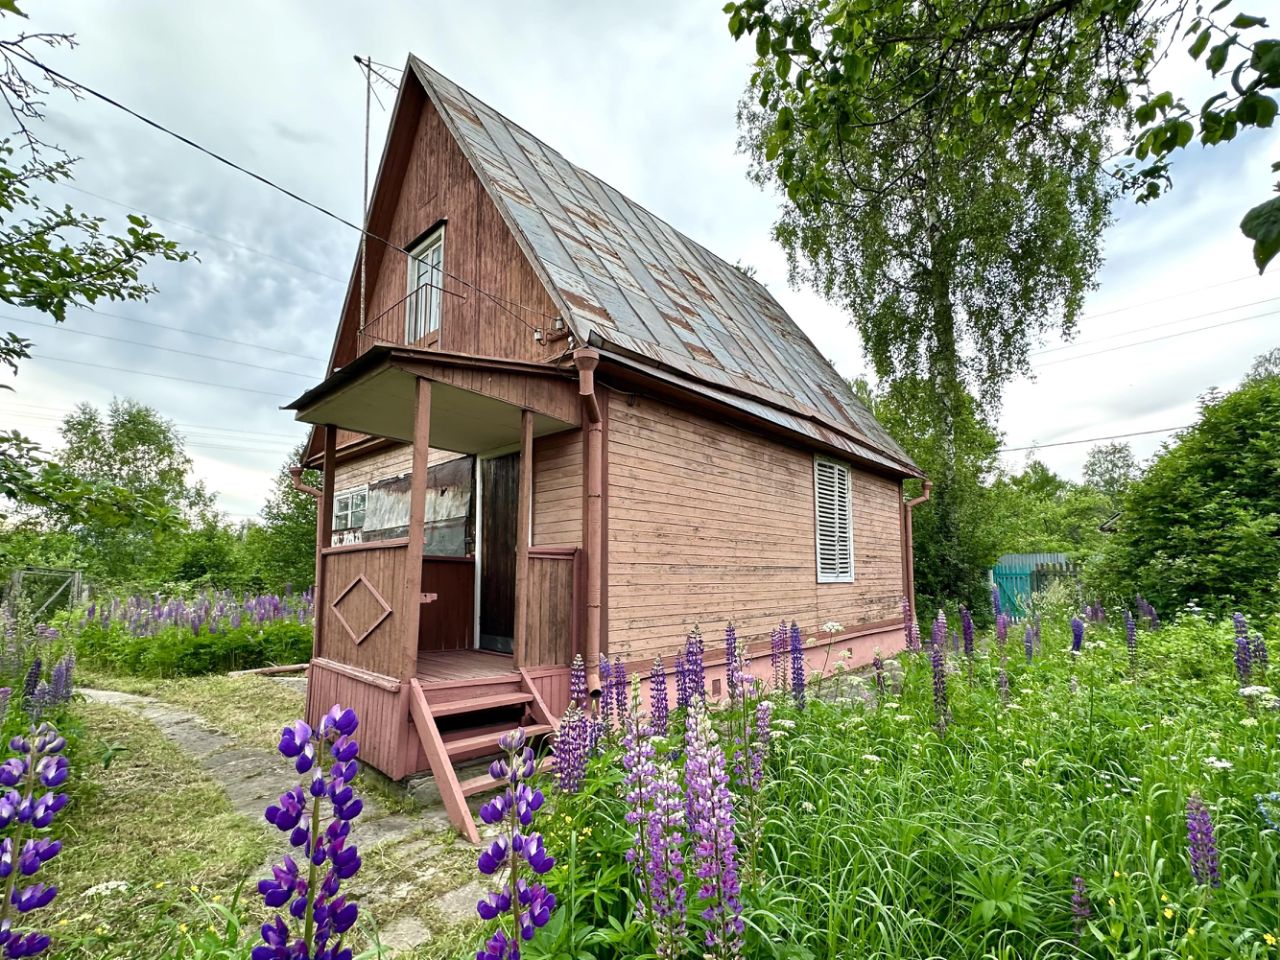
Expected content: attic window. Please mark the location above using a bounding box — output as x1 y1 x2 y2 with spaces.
406 228 444 343
814 457 853 583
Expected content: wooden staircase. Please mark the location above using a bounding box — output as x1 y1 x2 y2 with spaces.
407 668 558 843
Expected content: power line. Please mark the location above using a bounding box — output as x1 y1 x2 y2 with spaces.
74 306 329 362
998 424 1190 453
7 48 558 330
2 409 293 448
3 315 316 379
25 354 295 398
1034 309 1278 369
1075 272 1272 323
1033 296 1280 358
59 183 348 285
0 400 302 440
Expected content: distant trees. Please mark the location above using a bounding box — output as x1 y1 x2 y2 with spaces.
1088 372 1280 612
1082 443 1140 511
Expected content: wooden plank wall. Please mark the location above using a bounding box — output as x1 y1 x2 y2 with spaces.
532 428 582 546
420 557 474 652
606 392 905 662
362 98 561 363
307 661 406 779
318 543 409 677
524 550 577 666
334 445 462 493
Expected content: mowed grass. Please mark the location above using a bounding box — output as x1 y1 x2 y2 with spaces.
48 701 274 959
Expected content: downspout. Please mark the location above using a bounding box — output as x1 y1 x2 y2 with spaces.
574 347 603 700
289 465 322 499
904 479 932 628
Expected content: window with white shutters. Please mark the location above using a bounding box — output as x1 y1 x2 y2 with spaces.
814 457 854 583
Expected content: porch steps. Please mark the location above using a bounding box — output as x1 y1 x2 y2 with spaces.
430 691 534 718
407 670 558 844
458 755 556 798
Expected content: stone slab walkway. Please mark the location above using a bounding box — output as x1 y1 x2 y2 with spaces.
81 688 483 954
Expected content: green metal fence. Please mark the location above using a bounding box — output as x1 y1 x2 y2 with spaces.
991 552 1077 619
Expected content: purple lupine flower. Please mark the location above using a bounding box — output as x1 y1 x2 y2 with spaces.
674 652 690 711
1186 793 1221 887
1071 876 1091 943
612 657 628 722
1137 596 1160 630
991 583 1002 620
1032 615 1042 652
961 606 975 659
19 661 39 707
1250 632 1269 674
598 658 613 728
931 610 946 657
998 660 1010 705
24 685 47 724
623 714 686 957
951 629 960 655
724 624 742 706
0 722 67 957
1070 617 1084 654
872 650 885 701
901 597 921 652
475 728 555 957
996 613 1009 650
770 621 787 688
685 628 706 703
552 705 589 794
684 707 743 958
569 654 587 710
789 621 805 708
749 699 772 793
650 657 669 737
256 704 364 960
1124 609 1138 666
1024 625 1035 664
930 635 948 733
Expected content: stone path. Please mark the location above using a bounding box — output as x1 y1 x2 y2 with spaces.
82 688 484 954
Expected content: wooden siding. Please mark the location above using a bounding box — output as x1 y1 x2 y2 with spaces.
523 549 580 667
334 445 461 492
420 557 474 652
606 393 905 661
532 428 582 546
359 98 560 364
317 542 410 678
307 660 408 780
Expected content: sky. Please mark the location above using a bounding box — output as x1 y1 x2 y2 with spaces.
1 1 1277 521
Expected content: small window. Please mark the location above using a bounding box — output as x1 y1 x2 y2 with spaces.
814 457 853 583
406 229 444 343
333 487 367 531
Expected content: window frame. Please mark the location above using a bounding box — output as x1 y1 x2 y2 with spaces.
405 227 444 344
332 485 368 532
813 455 854 584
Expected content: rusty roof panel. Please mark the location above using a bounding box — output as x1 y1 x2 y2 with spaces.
409 57 914 472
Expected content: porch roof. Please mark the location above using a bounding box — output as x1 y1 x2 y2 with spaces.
285 346 580 454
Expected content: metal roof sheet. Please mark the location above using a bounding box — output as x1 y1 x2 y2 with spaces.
409 57 918 475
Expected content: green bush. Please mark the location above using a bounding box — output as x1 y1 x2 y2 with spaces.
73 620 312 678
1088 374 1280 613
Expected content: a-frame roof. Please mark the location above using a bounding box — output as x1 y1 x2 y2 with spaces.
314 57 917 476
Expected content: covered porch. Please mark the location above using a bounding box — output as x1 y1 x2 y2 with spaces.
287 346 594 838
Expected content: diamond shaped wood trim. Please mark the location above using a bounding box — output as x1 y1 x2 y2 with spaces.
330 574 392 646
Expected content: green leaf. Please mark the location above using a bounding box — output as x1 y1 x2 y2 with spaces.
1189 28 1211 59
1240 195 1280 272
756 25 771 56
1207 39 1232 73
1229 12 1267 28
776 52 792 81
1246 94 1278 127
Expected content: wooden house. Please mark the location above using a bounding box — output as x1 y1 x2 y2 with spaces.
286 57 925 840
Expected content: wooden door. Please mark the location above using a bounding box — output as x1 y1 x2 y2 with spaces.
479 452 519 653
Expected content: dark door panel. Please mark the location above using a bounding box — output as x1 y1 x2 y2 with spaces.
479 453 518 653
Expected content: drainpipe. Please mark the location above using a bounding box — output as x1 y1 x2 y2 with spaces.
574 347 603 700
903 480 932 627
289 465 321 499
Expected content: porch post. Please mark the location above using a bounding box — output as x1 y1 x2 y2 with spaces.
513 408 534 667
314 425 337 637
402 378 432 680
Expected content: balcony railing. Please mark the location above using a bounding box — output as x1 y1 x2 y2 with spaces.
357 275 445 356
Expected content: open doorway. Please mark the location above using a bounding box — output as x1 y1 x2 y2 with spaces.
476 451 519 654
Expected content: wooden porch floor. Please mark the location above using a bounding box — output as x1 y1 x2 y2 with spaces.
416 649 519 682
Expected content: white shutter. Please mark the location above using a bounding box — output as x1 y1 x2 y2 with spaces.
814 457 854 583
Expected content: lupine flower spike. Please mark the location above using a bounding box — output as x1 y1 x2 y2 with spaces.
769 621 787 689
788 621 805 708
1124 610 1138 668
552 705 590 794
1233 613 1253 682
931 610 946 659
623 712 685 958
1186 793 1221 888
475 729 556 959
724 624 742 706
991 583 1002 620
930 622 949 734
650 657 669 737
1024 625 1035 664
256 705 363 960
568 654 587 710
1071 876 1091 943
685 706 744 959
961 606 974 659
1070 617 1084 654
901 597 921 652
0 722 68 959
872 650 885 702
996 614 1009 650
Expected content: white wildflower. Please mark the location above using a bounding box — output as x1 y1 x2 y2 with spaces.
1240 685 1272 698
1240 717 1259 728
1021 758 1036 768
895 713 913 722
861 753 882 763
799 800 816 814
85 880 130 897
822 621 843 634
1202 756 1234 770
